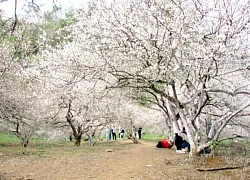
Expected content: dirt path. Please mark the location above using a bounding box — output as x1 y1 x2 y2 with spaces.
95 140 184 179
1 139 249 180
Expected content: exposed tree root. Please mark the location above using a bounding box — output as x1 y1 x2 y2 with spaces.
127 134 140 144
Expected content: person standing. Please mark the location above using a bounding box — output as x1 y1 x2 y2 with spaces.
69 135 73 142
120 128 124 140
105 126 110 141
138 127 143 139
112 126 117 140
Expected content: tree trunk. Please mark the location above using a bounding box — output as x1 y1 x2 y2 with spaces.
74 134 82 146
21 138 29 147
88 134 93 146
179 110 197 156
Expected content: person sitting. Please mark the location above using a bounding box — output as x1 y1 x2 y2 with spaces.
181 140 190 152
156 139 174 149
174 133 184 152
175 133 191 153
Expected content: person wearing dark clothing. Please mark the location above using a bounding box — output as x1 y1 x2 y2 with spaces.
112 126 117 140
175 133 191 153
174 133 184 153
181 140 190 151
69 135 73 142
138 127 142 139
120 128 125 140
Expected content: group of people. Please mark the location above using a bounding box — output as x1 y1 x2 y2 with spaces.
106 126 125 141
156 114 191 153
105 125 143 141
156 130 190 153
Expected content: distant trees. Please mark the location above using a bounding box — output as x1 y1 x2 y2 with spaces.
55 94 116 146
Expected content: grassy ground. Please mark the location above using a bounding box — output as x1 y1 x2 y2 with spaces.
0 131 249 157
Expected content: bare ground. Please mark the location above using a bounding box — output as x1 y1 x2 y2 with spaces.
0 139 249 180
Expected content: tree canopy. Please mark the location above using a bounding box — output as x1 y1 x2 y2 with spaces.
0 0 249 152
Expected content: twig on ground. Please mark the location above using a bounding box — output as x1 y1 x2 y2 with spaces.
197 165 246 171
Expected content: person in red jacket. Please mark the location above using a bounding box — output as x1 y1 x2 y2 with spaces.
156 139 173 148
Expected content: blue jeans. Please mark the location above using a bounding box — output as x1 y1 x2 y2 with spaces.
181 140 190 150
106 133 110 141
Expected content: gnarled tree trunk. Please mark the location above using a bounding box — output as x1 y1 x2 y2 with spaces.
74 134 82 146
64 99 84 146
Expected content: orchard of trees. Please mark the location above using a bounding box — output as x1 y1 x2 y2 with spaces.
0 0 249 156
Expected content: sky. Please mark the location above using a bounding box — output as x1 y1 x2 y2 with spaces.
0 0 87 17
